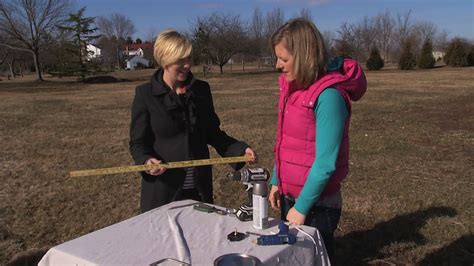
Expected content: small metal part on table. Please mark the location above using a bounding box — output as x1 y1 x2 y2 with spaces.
246 231 264 236
225 208 237 217
214 208 227 215
227 229 247 242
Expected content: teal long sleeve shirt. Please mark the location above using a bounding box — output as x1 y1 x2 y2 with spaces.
271 87 348 215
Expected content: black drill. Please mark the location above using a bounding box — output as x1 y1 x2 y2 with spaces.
227 168 270 221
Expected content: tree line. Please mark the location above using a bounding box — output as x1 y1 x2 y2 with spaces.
1 1 473 81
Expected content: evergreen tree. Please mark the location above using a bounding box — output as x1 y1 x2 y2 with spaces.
398 41 416 70
468 45 474 66
418 39 435 69
366 46 384 70
135 38 142 44
444 38 469 67
58 7 100 81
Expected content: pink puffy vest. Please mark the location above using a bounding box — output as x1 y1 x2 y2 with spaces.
274 58 367 199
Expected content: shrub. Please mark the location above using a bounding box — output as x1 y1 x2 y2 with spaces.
334 39 354 59
444 38 470 67
468 45 474 66
398 42 416 70
418 39 436 69
366 46 384 70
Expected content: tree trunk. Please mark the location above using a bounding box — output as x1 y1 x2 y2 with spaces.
8 58 15 78
19 62 24 77
116 46 121 70
79 38 86 81
32 49 44 81
219 64 224 74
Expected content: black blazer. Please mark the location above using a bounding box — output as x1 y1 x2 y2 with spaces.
130 69 248 212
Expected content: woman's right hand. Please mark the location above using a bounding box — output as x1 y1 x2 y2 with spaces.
145 158 167 176
268 185 281 210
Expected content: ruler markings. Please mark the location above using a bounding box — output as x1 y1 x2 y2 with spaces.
69 155 251 177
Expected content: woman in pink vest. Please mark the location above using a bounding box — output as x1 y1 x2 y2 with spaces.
268 18 367 261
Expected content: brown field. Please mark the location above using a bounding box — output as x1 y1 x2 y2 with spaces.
1 66 473 265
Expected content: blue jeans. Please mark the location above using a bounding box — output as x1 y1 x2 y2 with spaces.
281 196 341 261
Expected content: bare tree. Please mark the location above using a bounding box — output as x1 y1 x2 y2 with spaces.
192 26 211 75
48 29 75 76
433 29 449 51
145 27 158 43
250 7 264 40
358 16 378 56
0 48 7 67
0 34 9 67
414 21 437 45
193 13 246 74
6 48 30 78
391 10 418 61
322 30 336 55
265 7 285 38
298 7 313 21
0 43 14 78
395 10 415 47
96 13 135 69
97 36 116 71
0 0 71 81
0 32 31 78
96 14 135 41
375 10 395 61
336 22 365 61
263 8 284 66
335 15 380 62
248 7 266 66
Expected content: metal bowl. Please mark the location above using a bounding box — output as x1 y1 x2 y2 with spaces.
214 253 262 266
150 258 190 266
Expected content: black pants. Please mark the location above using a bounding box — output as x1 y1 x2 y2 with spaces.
281 196 341 262
140 179 203 213
174 188 202 202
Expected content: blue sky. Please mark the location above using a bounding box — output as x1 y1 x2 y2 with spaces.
76 0 473 40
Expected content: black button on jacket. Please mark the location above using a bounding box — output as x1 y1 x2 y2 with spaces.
130 69 248 212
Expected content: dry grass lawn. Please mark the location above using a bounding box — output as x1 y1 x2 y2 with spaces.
0 66 473 265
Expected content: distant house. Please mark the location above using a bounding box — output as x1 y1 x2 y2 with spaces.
124 43 153 56
261 56 275 66
432 51 445 61
127 48 144 57
123 43 155 67
86 44 101 61
126 56 149 70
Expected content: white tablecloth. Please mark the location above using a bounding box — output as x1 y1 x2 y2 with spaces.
39 200 330 265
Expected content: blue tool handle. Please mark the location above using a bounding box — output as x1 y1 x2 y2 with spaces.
257 235 288 245
256 221 297 245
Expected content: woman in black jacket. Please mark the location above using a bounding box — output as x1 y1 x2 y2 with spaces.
130 29 256 212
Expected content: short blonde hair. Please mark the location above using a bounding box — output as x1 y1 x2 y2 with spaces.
271 18 328 87
154 29 192 67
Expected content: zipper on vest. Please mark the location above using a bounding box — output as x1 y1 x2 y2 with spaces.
276 94 289 192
